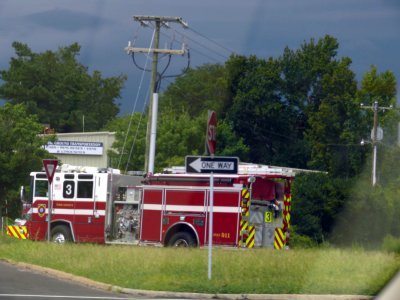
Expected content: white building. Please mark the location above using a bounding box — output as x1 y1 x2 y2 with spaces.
43 132 116 168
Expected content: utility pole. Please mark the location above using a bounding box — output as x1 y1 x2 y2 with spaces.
361 101 393 186
125 16 188 174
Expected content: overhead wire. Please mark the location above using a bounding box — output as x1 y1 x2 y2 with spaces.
174 28 229 60
124 86 150 173
188 26 237 55
151 22 230 64
120 21 242 170
118 28 156 170
131 53 151 72
158 29 225 63
125 24 371 154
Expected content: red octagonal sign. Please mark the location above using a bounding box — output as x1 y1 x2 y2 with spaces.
206 111 217 155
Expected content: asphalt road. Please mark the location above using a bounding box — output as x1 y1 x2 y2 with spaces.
0 261 137 300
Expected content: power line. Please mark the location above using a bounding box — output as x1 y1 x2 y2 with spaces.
188 26 237 55
146 21 234 64
174 29 229 60
127 15 189 173
155 26 227 64
118 29 155 170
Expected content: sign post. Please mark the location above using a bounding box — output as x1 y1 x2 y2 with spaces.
186 156 238 280
206 110 217 155
42 159 58 242
208 171 214 280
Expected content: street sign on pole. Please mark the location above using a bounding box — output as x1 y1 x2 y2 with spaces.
185 155 238 280
43 159 58 184
42 159 58 242
186 156 238 174
206 111 217 155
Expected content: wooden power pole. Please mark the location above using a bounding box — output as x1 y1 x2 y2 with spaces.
125 16 188 173
361 101 393 186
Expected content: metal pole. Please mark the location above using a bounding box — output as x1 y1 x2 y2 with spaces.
372 144 377 186
5 199 8 229
47 182 52 242
148 93 158 174
372 101 378 186
208 172 214 280
144 21 160 173
128 16 188 173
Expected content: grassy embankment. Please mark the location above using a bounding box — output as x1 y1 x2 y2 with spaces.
0 235 399 295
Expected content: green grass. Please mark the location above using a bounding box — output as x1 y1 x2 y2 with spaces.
0 235 399 295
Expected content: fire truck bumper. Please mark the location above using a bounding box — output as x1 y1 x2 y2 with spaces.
6 225 28 239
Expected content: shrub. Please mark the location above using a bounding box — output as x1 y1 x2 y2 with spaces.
290 232 317 249
382 235 400 253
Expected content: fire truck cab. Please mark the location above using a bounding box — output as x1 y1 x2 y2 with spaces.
19 163 294 249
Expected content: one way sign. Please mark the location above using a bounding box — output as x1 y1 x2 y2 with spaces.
185 156 238 174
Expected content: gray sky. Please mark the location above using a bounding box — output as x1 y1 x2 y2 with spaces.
1 0 399 115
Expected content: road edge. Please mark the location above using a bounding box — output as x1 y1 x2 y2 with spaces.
1 259 373 300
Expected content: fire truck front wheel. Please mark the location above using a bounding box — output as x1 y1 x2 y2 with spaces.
168 232 196 247
51 225 72 244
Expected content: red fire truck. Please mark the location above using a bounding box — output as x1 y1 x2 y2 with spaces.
15 163 294 249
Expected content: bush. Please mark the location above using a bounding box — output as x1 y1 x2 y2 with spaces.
382 235 400 253
290 232 318 249
291 173 350 244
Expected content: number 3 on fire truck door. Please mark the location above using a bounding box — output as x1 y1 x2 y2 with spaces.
265 211 273 223
63 181 75 198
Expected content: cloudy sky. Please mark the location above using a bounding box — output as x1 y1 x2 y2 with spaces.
1 0 399 115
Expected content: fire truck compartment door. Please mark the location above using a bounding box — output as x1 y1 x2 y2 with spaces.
140 189 163 242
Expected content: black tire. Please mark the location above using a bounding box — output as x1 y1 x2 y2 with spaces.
50 225 72 244
168 232 196 247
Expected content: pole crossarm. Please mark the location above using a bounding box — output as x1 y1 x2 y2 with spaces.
360 103 393 111
133 15 188 28
125 46 185 56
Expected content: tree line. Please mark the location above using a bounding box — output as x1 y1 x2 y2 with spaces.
0 36 398 247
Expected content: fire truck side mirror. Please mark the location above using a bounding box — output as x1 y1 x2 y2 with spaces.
20 186 25 203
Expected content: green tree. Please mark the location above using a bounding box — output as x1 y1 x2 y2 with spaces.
292 172 351 243
217 119 250 160
278 35 367 176
160 64 229 118
357 66 398 186
331 181 396 247
159 63 251 162
0 103 52 218
106 109 206 173
305 57 365 177
0 42 126 133
155 108 205 169
225 54 309 167
106 113 147 172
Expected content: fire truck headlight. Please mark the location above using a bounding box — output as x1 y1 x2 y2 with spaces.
15 218 27 226
247 176 256 183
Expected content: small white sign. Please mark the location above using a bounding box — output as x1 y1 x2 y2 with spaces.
190 158 235 172
44 141 103 156
186 156 238 174
371 127 383 141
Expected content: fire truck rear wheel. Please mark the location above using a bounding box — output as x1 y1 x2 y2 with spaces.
168 232 196 247
51 225 72 244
